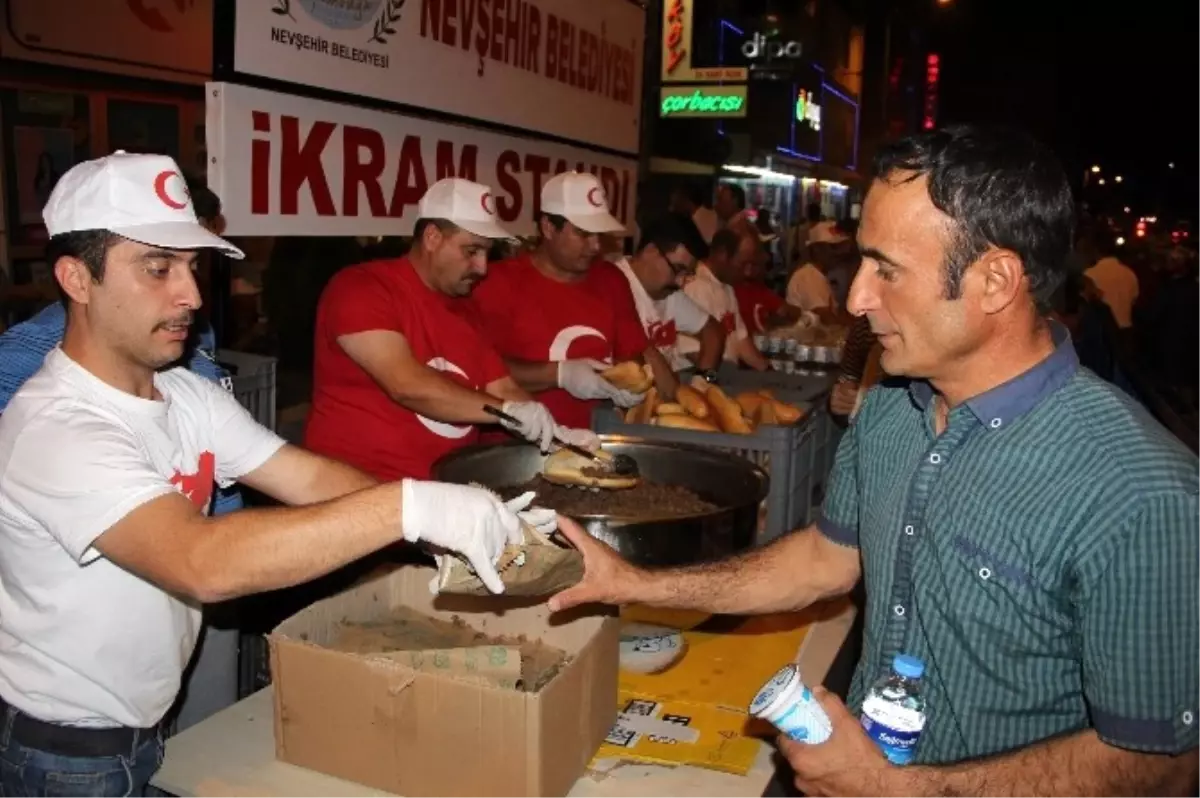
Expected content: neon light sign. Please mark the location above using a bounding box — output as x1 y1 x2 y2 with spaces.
795 89 821 130
660 85 748 118
663 0 690 78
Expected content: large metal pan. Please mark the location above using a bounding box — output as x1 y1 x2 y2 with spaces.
433 436 768 567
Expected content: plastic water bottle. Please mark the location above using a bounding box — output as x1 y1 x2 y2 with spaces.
860 654 927 765
749 663 833 744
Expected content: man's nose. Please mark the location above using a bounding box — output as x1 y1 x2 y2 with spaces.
845 262 876 317
176 267 203 311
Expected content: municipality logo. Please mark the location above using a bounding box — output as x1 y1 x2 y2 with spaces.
273 0 405 43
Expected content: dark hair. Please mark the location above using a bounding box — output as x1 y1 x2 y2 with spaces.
412 218 460 243
709 228 742 259
806 202 822 223
719 182 746 211
47 229 118 307
183 173 222 226
536 211 569 234
873 125 1075 309
637 212 709 261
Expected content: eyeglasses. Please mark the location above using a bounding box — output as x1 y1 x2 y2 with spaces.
660 252 693 278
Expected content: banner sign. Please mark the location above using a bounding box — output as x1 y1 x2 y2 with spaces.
205 82 637 237
232 0 645 155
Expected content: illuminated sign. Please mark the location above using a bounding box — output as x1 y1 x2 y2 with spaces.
660 85 748 118
795 89 821 130
663 1 748 82
923 53 940 131
662 0 692 80
742 32 803 60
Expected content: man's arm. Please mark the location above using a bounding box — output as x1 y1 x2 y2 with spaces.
550 522 860 615
95 486 405 604
735 335 770 371
900 730 1197 797
338 330 506 424
238 443 377 505
504 358 559 393
644 345 679 401
694 317 726 371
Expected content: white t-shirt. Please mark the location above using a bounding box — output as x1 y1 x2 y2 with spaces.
787 263 836 312
613 257 711 372
0 348 284 728
682 264 748 363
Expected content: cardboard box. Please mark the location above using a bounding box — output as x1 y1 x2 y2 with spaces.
269 565 619 796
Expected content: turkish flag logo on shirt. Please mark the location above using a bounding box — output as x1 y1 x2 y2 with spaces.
721 313 736 334
171 451 215 510
648 320 677 347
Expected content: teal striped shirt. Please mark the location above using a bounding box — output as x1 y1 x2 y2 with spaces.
819 325 1199 763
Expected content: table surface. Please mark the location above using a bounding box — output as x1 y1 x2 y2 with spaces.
151 603 856 798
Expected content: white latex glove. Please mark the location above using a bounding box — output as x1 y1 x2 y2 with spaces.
557 359 644 408
401 480 523 594
554 426 601 452
505 491 558 537
498 400 557 452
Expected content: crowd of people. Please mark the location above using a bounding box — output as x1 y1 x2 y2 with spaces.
0 125 1193 797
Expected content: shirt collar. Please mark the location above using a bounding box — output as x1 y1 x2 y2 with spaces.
909 321 1079 429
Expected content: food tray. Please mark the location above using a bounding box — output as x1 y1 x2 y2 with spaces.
593 390 835 543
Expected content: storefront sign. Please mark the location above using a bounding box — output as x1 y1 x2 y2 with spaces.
659 85 747 118
1 0 212 82
661 0 748 83
231 0 644 155
742 32 803 61
795 89 821 130
205 82 637 237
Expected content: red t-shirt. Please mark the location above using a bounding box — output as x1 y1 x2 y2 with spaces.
734 281 785 335
305 257 509 480
468 254 649 429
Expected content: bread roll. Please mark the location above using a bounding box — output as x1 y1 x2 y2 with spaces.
624 386 659 425
602 361 654 394
675 385 710 419
735 391 766 418
541 448 640 490
654 402 687 416
655 413 720 432
705 385 753 434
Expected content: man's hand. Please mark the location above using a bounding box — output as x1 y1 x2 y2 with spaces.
557 359 644 406
547 516 648 611
498 400 557 451
400 480 525 594
829 379 860 418
778 686 902 797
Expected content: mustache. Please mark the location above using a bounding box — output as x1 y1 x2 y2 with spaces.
154 313 194 331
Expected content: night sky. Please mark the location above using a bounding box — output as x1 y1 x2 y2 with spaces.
930 0 1198 221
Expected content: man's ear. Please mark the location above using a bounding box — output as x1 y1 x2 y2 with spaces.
54 257 93 306
975 249 1024 315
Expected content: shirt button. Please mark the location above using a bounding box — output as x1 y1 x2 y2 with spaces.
893 604 906 617
1183 711 1195 726
979 567 992 580
990 418 1003 429
904 525 915 536
929 453 942 464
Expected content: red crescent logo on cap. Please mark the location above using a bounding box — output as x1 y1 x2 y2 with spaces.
154 170 189 210
480 191 496 216
586 186 605 208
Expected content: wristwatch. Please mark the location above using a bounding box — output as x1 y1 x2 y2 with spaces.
698 369 720 385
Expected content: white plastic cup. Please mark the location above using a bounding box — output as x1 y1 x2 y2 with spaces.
749 663 833 744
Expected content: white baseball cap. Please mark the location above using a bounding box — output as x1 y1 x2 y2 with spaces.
43 151 244 259
808 220 849 245
541 172 624 234
417 178 515 240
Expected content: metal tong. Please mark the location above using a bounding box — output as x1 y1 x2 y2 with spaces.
483 406 640 477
